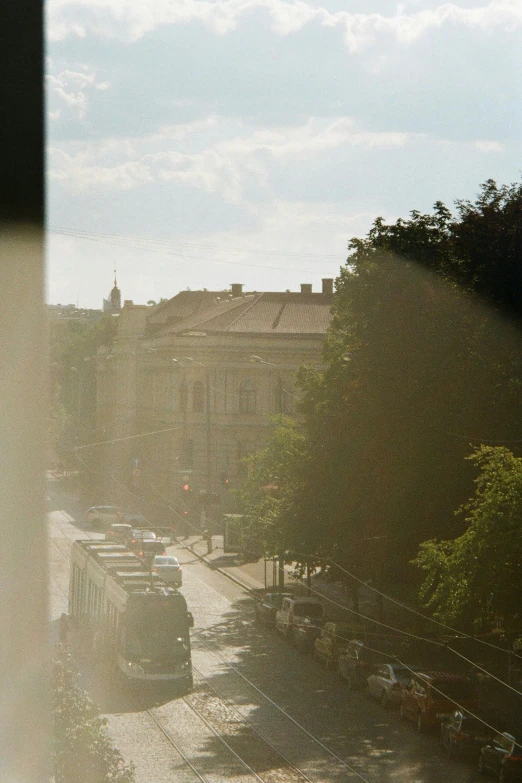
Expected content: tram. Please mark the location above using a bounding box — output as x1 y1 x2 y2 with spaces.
68 539 193 689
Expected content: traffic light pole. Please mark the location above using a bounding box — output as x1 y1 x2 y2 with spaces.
204 366 212 541
205 366 211 496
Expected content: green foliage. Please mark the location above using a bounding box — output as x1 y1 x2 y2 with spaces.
236 416 306 558
238 178 522 599
53 647 135 783
49 315 117 457
414 446 522 631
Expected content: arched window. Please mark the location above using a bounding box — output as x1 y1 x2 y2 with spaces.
192 380 205 413
239 379 256 414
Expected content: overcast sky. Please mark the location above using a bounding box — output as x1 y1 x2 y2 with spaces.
46 0 521 308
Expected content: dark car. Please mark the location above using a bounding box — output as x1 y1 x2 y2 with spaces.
105 523 132 544
478 733 522 781
255 592 293 626
292 615 326 652
440 710 493 757
128 531 166 559
400 671 478 732
139 540 167 558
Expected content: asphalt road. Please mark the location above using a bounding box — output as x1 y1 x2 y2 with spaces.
48 477 486 783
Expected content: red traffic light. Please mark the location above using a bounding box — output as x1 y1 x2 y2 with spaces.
183 483 190 491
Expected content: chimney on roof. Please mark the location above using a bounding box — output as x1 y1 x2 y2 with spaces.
322 278 334 295
231 283 243 298
300 283 313 294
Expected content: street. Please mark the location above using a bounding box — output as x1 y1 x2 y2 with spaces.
48 477 485 783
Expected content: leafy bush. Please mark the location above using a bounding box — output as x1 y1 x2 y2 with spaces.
53 646 134 783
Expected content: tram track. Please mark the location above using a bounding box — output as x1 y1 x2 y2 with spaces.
144 667 317 783
48 499 314 783
47 488 368 783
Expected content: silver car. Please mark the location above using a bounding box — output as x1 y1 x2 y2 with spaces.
85 505 122 528
367 663 414 708
153 556 182 587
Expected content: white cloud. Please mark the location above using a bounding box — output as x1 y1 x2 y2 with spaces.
46 66 111 119
47 116 415 201
47 0 522 50
473 140 505 152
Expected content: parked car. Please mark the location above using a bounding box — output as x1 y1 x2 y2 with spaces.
292 615 326 651
255 592 293 626
367 663 415 708
440 710 493 758
85 505 122 528
314 622 363 668
338 640 378 689
104 523 133 544
153 555 182 587
275 596 325 641
478 732 522 781
400 671 479 732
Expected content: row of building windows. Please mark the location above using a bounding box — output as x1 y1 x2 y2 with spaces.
177 438 253 476
148 377 292 415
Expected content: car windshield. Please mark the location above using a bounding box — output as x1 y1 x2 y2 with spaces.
294 603 324 618
392 667 412 682
267 594 286 607
155 557 178 565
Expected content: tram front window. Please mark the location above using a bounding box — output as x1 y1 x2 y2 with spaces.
125 605 190 661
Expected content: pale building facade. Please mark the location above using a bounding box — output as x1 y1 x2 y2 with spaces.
95 281 334 519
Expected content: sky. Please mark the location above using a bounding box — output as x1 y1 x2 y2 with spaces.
46 0 522 309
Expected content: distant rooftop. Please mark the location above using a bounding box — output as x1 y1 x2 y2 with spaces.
147 281 334 337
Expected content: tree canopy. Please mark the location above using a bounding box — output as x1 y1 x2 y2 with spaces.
238 179 522 602
414 446 522 631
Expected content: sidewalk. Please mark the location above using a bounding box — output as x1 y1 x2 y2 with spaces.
178 534 282 592
177 533 378 621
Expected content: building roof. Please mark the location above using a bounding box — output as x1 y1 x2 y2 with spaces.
152 291 333 337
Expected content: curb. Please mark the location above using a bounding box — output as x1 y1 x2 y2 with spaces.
177 540 260 596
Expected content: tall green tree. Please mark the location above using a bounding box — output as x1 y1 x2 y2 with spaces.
292 179 522 584
236 415 307 559
237 179 522 592
414 446 522 631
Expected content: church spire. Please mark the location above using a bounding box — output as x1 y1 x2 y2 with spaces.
103 269 121 313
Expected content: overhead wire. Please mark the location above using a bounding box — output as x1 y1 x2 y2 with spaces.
71 441 522 716
285 570 522 700
50 225 342 260
49 226 339 276
324 556 522 659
